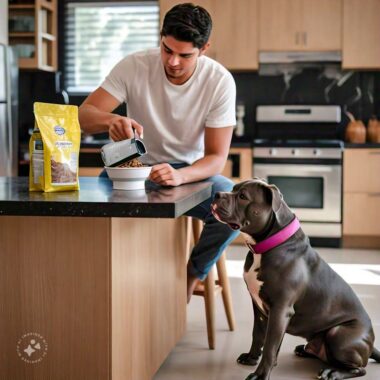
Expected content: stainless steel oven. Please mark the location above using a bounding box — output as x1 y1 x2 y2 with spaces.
254 146 342 239
252 105 344 246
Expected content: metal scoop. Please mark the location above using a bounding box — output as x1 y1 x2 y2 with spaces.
101 133 147 167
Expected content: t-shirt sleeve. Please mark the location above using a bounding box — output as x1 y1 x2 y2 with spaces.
205 71 236 128
100 57 133 104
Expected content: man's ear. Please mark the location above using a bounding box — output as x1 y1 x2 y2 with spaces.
199 42 210 56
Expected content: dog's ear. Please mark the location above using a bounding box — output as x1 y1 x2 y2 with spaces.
267 184 283 213
264 184 293 226
253 176 268 184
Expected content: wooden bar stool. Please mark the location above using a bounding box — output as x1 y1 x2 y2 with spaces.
188 218 236 349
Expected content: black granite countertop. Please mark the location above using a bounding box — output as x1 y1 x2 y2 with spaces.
344 142 380 148
0 177 212 218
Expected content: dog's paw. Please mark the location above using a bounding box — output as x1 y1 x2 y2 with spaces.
237 353 259 366
318 367 366 380
294 344 317 358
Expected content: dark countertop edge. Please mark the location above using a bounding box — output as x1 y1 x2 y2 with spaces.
344 143 380 148
0 184 212 218
0 201 175 218
230 140 252 148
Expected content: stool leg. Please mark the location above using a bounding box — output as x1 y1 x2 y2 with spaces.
203 267 216 350
216 252 235 331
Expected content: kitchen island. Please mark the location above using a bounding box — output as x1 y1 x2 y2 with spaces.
0 177 211 380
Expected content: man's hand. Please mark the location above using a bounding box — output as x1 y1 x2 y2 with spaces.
79 87 144 141
149 163 185 187
108 115 144 141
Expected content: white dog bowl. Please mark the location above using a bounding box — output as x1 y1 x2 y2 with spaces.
105 166 152 190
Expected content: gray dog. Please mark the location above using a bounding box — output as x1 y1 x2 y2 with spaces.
211 179 380 380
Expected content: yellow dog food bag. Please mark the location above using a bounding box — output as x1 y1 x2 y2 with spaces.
29 102 81 192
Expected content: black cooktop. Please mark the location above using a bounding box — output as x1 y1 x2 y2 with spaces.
253 139 344 148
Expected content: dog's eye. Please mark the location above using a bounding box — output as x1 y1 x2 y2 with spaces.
239 193 247 200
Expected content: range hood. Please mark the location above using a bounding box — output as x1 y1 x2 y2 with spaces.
259 51 342 64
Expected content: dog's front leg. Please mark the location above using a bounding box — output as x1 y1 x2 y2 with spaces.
246 303 294 380
238 300 267 366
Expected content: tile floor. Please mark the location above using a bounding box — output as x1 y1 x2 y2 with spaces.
154 245 380 380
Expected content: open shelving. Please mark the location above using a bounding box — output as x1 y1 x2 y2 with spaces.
8 0 57 71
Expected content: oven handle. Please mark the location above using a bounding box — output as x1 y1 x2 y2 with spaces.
253 163 338 173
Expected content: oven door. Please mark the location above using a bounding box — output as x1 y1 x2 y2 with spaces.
254 163 341 223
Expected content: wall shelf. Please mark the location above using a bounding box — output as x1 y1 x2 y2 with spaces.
8 0 57 71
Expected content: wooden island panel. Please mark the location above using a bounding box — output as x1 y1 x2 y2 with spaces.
0 215 188 380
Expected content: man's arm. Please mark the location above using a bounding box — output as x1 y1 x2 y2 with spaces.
79 87 143 140
149 126 233 186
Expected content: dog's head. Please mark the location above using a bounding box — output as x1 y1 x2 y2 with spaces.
211 178 291 239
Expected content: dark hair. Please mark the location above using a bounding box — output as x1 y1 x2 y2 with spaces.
161 3 212 49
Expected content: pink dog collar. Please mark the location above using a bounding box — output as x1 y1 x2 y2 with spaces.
246 217 301 255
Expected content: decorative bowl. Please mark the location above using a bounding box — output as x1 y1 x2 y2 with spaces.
105 166 152 190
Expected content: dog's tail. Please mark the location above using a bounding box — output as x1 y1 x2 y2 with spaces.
371 347 380 362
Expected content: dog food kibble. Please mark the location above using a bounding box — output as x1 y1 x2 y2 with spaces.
119 158 144 168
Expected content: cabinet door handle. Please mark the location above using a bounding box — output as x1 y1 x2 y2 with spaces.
369 151 380 155
303 32 307 46
295 32 300 45
368 193 380 197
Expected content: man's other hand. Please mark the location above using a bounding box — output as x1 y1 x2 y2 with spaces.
149 163 184 187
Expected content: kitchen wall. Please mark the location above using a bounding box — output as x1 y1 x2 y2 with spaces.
15 0 380 145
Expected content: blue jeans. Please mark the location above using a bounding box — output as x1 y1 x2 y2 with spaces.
101 164 240 280
171 164 240 280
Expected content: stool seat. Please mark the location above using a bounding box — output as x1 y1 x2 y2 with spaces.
189 218 235 350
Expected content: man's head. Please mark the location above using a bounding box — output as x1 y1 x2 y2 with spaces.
160 3 212 84
161 3 212 49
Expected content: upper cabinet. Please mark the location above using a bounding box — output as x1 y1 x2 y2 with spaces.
343 0 380 69
259 0 342 51
212 0 258 70
8 0 57 71
159 0 258 70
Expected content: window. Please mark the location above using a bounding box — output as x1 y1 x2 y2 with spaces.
65 1 159 94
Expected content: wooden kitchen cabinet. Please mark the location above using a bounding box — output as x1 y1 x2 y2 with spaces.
8 0 57 71
222 147 253 183
159 0 258 70
343 0 380 69
212 0 258 70
343 149 380 247
259 0 342 51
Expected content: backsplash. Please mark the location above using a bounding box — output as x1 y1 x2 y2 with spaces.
232 66 380 140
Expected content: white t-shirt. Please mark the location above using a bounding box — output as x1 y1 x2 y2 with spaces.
101 48 236 165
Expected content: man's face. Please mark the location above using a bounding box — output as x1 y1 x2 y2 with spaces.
160 35 208 85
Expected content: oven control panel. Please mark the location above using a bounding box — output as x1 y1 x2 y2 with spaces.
254 147 342 160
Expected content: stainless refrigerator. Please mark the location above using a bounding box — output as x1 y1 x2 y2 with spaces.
0 43 18 176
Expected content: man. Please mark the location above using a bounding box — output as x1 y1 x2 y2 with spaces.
79 3 240 302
